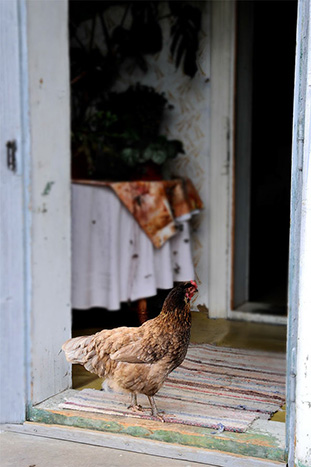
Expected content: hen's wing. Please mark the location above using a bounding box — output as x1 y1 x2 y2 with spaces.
108 323 169 364
110 340 165 364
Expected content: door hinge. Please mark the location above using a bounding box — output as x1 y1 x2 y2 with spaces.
6 140 17 172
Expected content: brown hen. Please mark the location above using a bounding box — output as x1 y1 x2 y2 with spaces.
62 281 198 419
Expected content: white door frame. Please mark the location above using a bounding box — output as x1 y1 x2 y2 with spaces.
0 0 28 424
228 2 289 326
286 0 311 465
209 1 288 325
208 0 235 320
25 0 72 406
0 0 72 423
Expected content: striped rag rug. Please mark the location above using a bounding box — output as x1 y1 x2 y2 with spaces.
60 343 286 432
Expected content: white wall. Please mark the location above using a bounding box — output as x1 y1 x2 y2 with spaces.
26 0 71 404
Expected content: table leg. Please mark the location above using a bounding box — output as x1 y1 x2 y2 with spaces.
137 298 148 324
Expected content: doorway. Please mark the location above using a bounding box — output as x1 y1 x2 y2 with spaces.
4 0 311 463
2 0 295 463
231 1 297 322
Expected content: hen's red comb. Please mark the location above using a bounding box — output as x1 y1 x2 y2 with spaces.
190 280 198 289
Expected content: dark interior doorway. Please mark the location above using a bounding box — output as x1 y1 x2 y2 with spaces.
233 1 297 317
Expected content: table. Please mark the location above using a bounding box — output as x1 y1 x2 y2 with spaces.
72 183 196 312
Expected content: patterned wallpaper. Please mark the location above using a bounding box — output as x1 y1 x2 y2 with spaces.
75 3 211 311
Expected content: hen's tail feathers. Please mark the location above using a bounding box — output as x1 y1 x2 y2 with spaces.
62 335 94 365
62 334 106 376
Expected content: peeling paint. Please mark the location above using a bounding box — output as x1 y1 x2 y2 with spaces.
37 203 48 214
42 181 55 196
27 405 286 462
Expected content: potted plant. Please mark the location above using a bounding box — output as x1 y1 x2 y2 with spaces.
69 1 202 180
72 84 184 180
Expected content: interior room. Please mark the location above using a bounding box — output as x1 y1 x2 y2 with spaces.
66 0 292 425
69 1 210 336
22 1 297 462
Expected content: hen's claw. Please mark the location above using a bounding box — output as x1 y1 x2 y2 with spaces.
151 413 165 423
128 393 145 412
128 404 144 412
148 396 165 421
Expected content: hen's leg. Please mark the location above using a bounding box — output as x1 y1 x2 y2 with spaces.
128 393 143 412
148 396 165 422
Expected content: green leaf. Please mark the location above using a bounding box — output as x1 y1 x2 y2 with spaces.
141 146 153 162
151 149 167 165
169 3 201 77
143 143 167 165
121 147 141 166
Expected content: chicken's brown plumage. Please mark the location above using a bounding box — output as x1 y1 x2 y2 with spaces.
62 281 198 418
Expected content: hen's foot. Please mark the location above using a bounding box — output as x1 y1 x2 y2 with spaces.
148 396 165 422
128 404 144 413
128 393 146 413
150 413 165 423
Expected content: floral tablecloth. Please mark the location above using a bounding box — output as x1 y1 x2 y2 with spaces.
73 178 203 247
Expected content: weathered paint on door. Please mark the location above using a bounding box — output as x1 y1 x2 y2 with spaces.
0 0 27 424
287 0 311 466
26 0 72 405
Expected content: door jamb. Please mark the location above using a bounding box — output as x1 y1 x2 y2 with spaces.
208 1 236 319
286 0 310 464
227 2 288 326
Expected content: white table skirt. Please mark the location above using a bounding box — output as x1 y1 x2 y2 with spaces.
72 184 195 310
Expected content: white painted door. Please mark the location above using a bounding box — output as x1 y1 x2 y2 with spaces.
0 0 26 423
26 0 72 405
0 0 72 422
286 0 311 465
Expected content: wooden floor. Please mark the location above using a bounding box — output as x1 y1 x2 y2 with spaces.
190 313 286 352
72 313 287 422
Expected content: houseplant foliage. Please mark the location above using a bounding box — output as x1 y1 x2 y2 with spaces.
72 84 184 180
70 1 201 180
